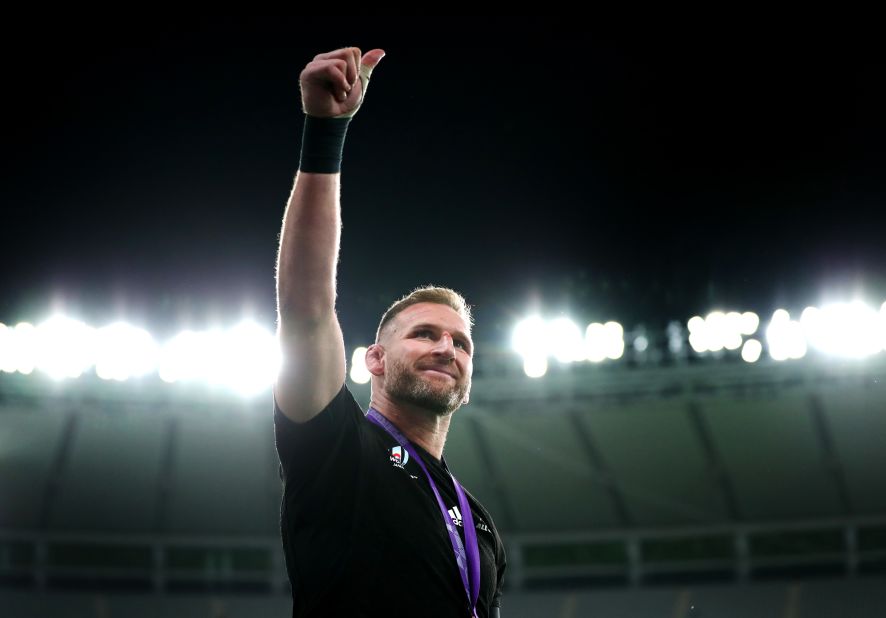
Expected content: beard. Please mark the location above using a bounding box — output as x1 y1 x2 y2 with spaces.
384 356 470 416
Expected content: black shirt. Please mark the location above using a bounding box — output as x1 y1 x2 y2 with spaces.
275 383 506 617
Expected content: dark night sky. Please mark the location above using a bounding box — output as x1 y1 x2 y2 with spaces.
3 18 885 348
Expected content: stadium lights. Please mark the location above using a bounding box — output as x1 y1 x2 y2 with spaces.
549 317 585 363
523 355 548 378
350 347 371 384
2 298 885 389
0 315 279 397
158 329 210 384
511 316 624 377
0 322 38 375
32 315 96 380
585 321 624 362
157 321 280 396
512 316 547 359
511 316 568 377
223 321 280 396
800 301 883 359
687 310 758 354
881 301 886 352
689 301 886 362
766 309 807 361
95 322 158 381
741 339 763 363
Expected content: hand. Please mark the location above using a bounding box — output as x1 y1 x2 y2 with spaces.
299 47 386 119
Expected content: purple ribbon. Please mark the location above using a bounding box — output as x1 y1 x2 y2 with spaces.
367 408 481 616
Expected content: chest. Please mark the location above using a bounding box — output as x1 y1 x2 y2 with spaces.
355 436 499 592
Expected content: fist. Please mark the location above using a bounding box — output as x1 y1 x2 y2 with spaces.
299 47 386 118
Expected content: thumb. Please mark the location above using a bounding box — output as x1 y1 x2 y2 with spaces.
335 48 385 119
361 48 386 75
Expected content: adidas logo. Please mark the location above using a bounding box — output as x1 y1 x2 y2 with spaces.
447 506 492 534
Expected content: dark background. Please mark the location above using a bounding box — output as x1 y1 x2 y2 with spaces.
3 17 884 349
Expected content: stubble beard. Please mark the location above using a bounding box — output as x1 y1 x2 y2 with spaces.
385 357 470 417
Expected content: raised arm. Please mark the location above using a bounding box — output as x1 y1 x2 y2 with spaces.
274 47 385 423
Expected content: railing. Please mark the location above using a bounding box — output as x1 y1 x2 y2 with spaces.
2 515 885 593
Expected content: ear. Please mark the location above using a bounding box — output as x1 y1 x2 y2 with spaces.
365 343 385 377
462 391 470 405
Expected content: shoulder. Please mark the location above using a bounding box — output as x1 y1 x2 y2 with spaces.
275 382 361 432
274 382 370 481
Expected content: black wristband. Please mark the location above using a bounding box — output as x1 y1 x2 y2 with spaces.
299 115 351 173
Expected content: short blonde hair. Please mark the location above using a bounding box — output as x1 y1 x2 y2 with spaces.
375 285 473 343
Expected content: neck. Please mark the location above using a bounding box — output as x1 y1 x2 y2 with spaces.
370 392 452 461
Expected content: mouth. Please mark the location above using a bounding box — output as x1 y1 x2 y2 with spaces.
421 368 455 379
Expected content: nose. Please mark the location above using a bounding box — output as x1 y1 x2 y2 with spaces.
433 332 456 360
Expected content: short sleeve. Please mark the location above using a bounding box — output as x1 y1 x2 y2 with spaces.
274 383 364 487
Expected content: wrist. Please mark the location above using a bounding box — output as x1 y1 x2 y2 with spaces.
299 115 351 173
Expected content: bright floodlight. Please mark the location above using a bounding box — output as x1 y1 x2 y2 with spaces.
800 306 821 328
584 321 624 361
603 322 624 360
159 323 279 395
9 323 37 374
688 331 709 353
0 323 13 373
35 315 96 380
724 332 743 351
723 312 744 350
687 316 705 333
159 330 206 384
633 335 649 353
741 339 762 363
766 310 806 361
740 312 760 335
688 309 753 354
95 322 159 381
512 316 547 358
350 347 371 384
804 301 882 358
523 354 547 378
704 311 727 352
772 308 791 322
549 317 584 363
584 323 607 362
223 321 280 396
726 311 743 330
880 301 886 351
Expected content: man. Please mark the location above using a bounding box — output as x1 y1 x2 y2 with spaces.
274 47 506 617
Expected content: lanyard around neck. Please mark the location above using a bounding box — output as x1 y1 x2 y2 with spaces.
366 408 481 616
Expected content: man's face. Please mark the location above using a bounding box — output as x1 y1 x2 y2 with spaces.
381 302 473 416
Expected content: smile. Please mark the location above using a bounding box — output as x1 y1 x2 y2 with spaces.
422 368 455 379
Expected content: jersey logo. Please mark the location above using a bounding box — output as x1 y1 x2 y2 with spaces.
389 446 409 468
448 505 492 534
